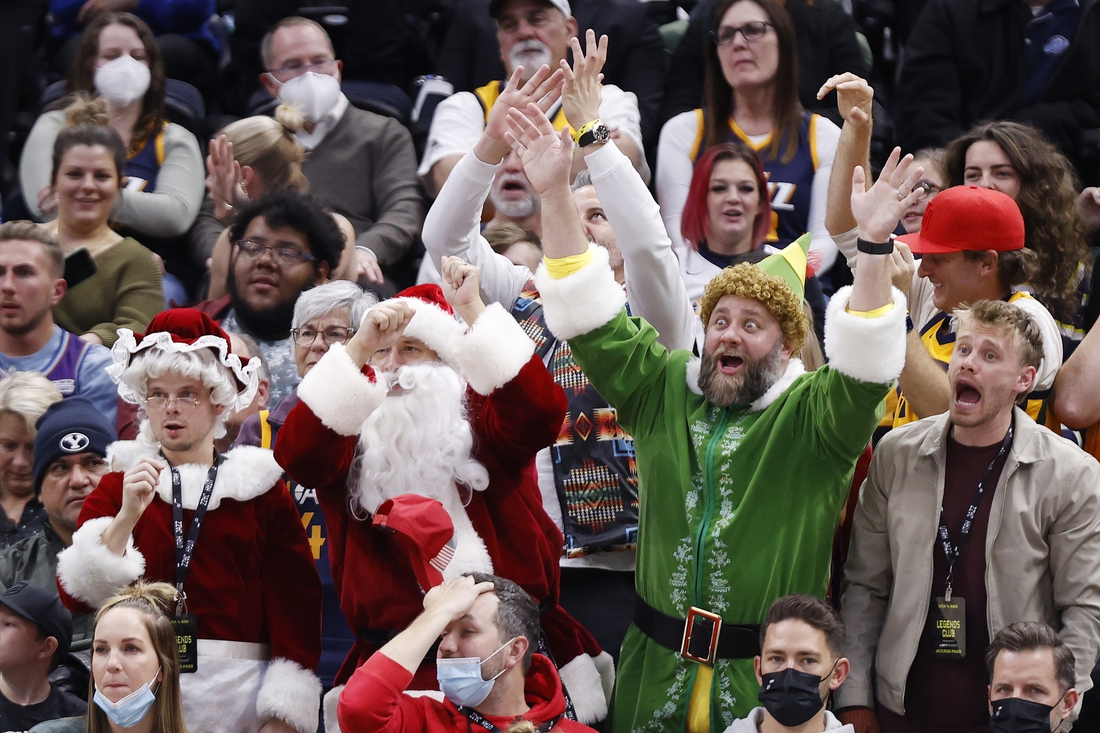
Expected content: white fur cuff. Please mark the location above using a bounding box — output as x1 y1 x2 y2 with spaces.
560 653 610 724
451 303 536 395
56 516 145 608
298 343 387 436
256 658 322 733
824 285 908 384
534 245 627 341
323 686 343 733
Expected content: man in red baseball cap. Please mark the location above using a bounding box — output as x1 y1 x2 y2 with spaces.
883 186 1063 429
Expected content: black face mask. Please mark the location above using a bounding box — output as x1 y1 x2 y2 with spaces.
989 697 1057 733
758 665 831 727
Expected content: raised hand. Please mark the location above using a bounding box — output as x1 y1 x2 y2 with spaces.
1078 187 1100 233
561 30 607 130
817 73 873 130
485 64 565 144
851 147 925 243
423 576 497 622
346 300 414 368
888 240 918 294
206 134 248 224
441 256 486 325
505 103 574 196
120 458 165 523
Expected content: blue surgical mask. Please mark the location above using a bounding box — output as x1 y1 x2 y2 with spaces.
436 638 516 707
93 669 160 728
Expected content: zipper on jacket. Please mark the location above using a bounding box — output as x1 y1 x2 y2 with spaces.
694 409 731 605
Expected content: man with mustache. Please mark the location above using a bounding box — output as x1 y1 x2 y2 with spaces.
510 96 911 731
419 0 647 197
192 190 345 404
274 259 612 727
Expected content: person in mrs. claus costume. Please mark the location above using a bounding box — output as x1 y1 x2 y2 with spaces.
274 257 614 728
56 309 323 733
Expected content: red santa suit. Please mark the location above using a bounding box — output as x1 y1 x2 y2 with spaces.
274 291 614 725
56 309 323 733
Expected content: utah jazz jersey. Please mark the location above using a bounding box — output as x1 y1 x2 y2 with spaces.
122 125 167 194
475 80 570 130
690 109 821 247
890 291 1049 428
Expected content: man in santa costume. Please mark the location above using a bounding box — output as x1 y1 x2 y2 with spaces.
56 309 323 733
275 257 614 726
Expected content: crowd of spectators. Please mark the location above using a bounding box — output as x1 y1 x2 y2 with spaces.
0 0 1098 733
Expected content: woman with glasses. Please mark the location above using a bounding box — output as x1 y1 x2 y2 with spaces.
57 307 323 733
20 13 204 306
198 111 371 302
34 95 165 348
656 0 841 281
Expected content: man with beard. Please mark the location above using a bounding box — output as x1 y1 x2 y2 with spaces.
193 190 344 404
0 222 116 426
418 0 646 197
275 258 615 727
509 97 912 731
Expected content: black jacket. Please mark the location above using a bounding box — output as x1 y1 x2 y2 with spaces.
658 0 869 128
895 0 1100 167
436 0 667 145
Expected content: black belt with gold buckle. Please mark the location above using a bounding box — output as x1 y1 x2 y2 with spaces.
633 594 760 665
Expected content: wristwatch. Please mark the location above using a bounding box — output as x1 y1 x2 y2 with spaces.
573 119 611 147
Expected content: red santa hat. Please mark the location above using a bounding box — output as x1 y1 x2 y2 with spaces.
107 309 261 412
375 284 467 364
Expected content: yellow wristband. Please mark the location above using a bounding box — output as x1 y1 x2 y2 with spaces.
544 244 596 279
845 302 895 319
571 119 601 144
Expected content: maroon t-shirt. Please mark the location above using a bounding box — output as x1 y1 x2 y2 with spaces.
881 432 1009 733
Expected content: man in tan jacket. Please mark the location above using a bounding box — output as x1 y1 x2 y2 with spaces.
837 299 1100 733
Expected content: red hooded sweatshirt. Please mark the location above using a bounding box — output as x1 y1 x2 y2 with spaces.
338 652 598 733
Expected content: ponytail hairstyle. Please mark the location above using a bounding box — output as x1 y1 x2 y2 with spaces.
51 94 128 185
219 109 310 193
88 581 187 733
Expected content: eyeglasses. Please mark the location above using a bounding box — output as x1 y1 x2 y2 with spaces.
236 239 319 266
291 326 356 347
145 392 202 415
266 58 337 82
712 22 775 47
915 180 942 196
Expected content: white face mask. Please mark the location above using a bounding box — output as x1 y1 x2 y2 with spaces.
94 55 151 107
275 72 341 123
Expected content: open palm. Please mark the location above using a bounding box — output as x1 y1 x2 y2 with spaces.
505 103 573 195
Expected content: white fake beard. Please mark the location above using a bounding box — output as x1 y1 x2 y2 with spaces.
349 363 490 518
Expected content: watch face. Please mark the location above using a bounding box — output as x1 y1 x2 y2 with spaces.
593 124 611 143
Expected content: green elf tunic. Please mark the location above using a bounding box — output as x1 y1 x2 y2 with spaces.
535 246 907 733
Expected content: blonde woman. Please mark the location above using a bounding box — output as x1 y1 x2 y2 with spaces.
0 372 61 548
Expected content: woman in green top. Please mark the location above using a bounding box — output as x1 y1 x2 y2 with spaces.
40 96 164 347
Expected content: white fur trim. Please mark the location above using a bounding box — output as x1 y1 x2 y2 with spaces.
824 285 908 384
394 298 467 364
749 358 806 412
106 440 285 510
559 653 609 724
533 245 627 341
592 651 615 706
439 502 494 580
686 358 703 396
451 303 536 395
323 686 343 733
297 343 388 436
56 516 145 607
256 658 322 733
109 329 260 412
402 690 446 701
683 357 806 411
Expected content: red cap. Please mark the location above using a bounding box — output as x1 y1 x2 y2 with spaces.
373 495 456 592
896 186 1025 254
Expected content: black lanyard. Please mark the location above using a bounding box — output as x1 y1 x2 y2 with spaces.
458 707 562 733
169 455 223 615
937 422 1013 601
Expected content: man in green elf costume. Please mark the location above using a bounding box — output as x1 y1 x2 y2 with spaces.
502 101 922 733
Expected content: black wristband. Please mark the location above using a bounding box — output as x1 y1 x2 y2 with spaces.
857 238 894 255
